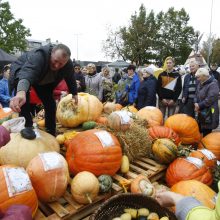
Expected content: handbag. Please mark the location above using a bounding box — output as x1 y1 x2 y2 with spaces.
198 107 212 124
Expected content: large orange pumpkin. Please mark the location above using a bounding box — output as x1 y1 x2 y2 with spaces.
65 129 122 176
164 114 201 144
26 152 69 203
0 130 60 168
57 93 103 127
137 106 163 127
189 149 217 169
171 180 216 209
198 132 220 160
166 157 213 187
148 126 180 145
0 165 38 216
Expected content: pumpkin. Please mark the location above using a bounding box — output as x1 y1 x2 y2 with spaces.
189 149 217 169
0 130 60 168
120 155 130 173
0 108 13 124
115 103 123 111
103 102 117 114
26 152 69 203
98 174 113 193
57 93 103 128
122 105 138 113
0 165 38 216
0 125 10 147
56 134 65 145
65 129 122 176
82 121 97 130
164 114 201 144
137 107 163 128
95 116 108 125
36 119 45 127
166 157 213 187
148 126 180 145
71 171 99 204
171 180 216 209
108 111 132 131
198 132 220 160
152 138 178 164
131 175 156 197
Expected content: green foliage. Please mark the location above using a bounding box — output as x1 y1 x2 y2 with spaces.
211 38 220 64
0 2 31 53
103 5 196 65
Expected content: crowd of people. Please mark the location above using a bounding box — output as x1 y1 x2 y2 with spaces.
0 44 220 137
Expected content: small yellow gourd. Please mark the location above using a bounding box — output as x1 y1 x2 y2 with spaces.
56 134 65 144
148 212 159 220
120 213 132 220
120 155 129 173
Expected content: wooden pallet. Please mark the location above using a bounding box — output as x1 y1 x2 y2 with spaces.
34 157 166 220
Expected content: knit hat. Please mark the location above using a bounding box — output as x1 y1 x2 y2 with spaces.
143 67 154 75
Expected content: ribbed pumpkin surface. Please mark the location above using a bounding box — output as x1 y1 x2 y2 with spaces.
166 157 213 187
65 129 122 176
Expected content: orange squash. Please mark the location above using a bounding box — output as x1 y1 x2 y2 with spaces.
131 174 156 197
26 152 69 203
65 129 122 176
122 105 138 113
137 106 163 127
95 116 108 125
165 114 201 144
189 149 217 169
148 126 180 145
0 165 38 216
171 180 216 209
166 157 213 187
115 103 123 111
198 132 220 160
103 102 117 114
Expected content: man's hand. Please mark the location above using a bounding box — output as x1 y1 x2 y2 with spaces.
162 99 168 105
73 95 78 105
167 100 175 106
9 91 26 112
182 97 186 103
194 103 200 112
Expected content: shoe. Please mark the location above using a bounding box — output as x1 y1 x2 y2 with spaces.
20 127 36 140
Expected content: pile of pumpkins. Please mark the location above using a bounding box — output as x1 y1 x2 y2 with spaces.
0 92 219 217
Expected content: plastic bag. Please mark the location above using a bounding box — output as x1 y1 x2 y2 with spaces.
2 117 25 133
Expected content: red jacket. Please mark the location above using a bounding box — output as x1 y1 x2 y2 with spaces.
53 80 69 101
30 87 41 105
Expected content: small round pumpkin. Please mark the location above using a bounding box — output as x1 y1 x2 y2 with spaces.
98 174 113 193
152 138 178 164
56 134 65 145
166 157 213 187
189 149 217 169
26 152 69 203
137 106 163 128
57 93 103 128
108 111 132 131
71 171 99 204
131 174 156 197
148 126 180 145
0 130 60 168
0 165 38 216
65 129 122 176
103 102 117 114
171 180 216 209
95 116 108 125
198 132 220 160
37 119 45 127
122 105 138 113
115 103 123 111
165 114 201 144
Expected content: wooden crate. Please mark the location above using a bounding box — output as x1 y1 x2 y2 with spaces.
34 157 166 220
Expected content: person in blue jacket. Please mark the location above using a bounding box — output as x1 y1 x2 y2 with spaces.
136 67 157 110
0 65 12 107
126 65 140 105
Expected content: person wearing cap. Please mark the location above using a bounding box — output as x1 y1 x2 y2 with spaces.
194 67 219 136
0 65 12 107
136 67 157 110
85 63 103 101
9 44 78 137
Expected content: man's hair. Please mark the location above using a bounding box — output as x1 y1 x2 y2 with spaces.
52 44 71 58
2 64 10 73
127 64 136 71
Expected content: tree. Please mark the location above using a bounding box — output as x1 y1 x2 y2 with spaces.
154 7 196 64
0 1 31 53
211 38 220 65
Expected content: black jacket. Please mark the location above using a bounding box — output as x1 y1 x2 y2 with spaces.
136 75 157 110
157 70 182 101
182 73 199 99
9 44 77 95
75 72 86 92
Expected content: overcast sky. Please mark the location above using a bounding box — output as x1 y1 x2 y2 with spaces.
5 0 220 62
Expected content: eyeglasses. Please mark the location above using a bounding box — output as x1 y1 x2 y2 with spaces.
74 67 80 70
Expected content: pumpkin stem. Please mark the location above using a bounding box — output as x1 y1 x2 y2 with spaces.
85 193 92 204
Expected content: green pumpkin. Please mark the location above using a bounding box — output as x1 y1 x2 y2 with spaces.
82 121 97 130
98 174 113 193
